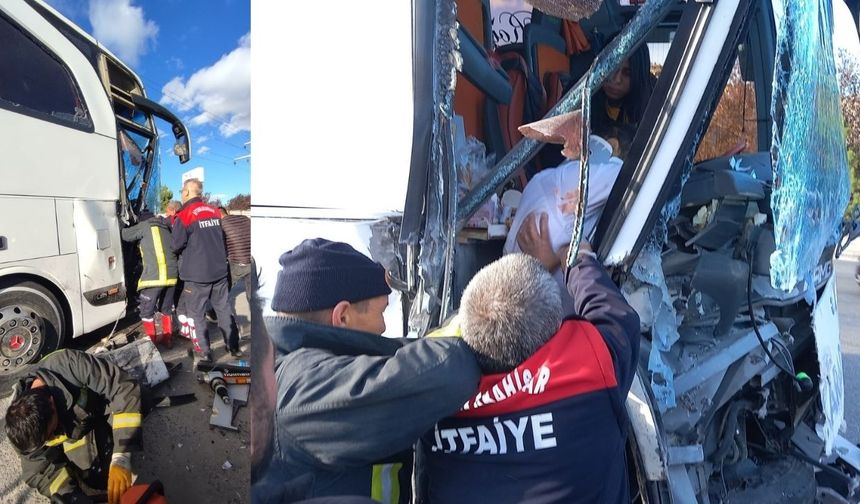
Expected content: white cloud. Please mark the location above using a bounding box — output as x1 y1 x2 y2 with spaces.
196 134 210 144
166 56 184 71
88 0 158 67
197 145 211 155
161 33 250 138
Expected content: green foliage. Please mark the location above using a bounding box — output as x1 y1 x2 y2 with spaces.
848 148 860 217
159 185 173 212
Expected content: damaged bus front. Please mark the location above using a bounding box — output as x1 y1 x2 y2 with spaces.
403 0 860 502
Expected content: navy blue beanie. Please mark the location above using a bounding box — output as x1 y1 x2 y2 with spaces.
271 238 391 313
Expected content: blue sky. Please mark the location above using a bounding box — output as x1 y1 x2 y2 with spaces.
46 0 251 203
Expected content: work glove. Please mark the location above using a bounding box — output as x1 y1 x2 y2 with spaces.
107 464 132 504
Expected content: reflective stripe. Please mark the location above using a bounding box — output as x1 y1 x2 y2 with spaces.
138 278 177 288
49 467 70 494
426 314 463 338
45 435 68 447
62 437 87 452
151 226 168 282
136 226 177 289
371 463 402 504
112 412 142 429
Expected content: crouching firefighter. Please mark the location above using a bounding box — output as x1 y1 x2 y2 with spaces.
121 209 179 347
5 349 145 504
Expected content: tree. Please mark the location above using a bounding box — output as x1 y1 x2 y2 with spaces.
159 185 173 212
694 62 758 162
226 193 251 211
838 49 860 215
203 192 224 209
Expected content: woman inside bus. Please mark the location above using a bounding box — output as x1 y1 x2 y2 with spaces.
589 43 655 151
538 42 655 164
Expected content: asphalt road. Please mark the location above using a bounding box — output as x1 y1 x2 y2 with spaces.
0 293 252 504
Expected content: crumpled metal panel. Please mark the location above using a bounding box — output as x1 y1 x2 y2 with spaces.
525 0 602 21
813 276 844 456
630 241 681 411
411 0 460 335
632 130 703 411
769 0 850 292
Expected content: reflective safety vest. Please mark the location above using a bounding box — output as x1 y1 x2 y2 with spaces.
11 350 143 498
121 216 178 289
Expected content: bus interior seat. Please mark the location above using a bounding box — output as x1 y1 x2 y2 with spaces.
454 24 511 164
457 0 493 50
491 45 546 186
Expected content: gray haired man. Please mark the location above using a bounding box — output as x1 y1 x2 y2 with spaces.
420 243 641 504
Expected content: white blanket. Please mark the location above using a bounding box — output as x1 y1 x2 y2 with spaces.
504 136 622 312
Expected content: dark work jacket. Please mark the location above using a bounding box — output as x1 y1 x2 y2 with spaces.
171 197 229 283
421 255 640 504
121 215 178 289
221 214 252 264
11 350 143 498
253 318 481 504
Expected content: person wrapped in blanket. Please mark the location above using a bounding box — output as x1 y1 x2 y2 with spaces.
5 349 143 504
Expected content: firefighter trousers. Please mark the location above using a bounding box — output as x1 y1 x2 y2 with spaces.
180 277 238 355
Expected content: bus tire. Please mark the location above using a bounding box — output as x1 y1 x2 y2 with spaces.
0 280 66 375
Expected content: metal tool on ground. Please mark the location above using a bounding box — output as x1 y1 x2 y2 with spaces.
196 360 250 431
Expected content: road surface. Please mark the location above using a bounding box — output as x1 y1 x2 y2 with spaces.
0 293 252 503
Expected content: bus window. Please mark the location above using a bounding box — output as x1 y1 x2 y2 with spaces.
119 128 157 212
0 13 92 129
694 55 759 161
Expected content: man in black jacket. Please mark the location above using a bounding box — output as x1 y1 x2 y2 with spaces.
253 238 481 504
121 210 178 347
5 350 143 504
421 240 640 504
172 178 240 362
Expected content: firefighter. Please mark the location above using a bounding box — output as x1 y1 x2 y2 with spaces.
253 238 480 503
172 178 240 362
5 349 144 504
121 209 178 347
420 243 640 503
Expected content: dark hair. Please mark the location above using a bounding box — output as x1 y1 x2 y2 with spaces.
591 42 655 135
6 387 55 454
219 206 229 215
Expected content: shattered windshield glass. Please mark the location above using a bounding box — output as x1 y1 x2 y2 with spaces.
769 0 850 293
120 128 156 214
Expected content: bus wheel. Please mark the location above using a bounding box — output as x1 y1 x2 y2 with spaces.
0 281 65 375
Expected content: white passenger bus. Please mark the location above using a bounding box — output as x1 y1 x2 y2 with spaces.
0 0 190 374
